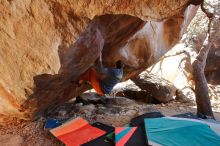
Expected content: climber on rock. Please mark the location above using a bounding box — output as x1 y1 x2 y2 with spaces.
78 55 124 96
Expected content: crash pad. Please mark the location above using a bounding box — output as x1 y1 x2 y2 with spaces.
44 118 67 129
129 112 161 146
145 117 220 146
130 112 164 126
124 126 149 146
50 117 106 146
82 122 115 146
115 127 137 146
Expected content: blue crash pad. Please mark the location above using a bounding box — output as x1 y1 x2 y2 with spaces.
145 117 220 146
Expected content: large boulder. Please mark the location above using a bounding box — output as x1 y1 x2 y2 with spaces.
133 72 176 103
114 79 174 103
0 0 200 120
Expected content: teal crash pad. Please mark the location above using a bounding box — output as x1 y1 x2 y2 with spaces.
145 118 220 146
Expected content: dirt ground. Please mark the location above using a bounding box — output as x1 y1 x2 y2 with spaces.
1 95 220 146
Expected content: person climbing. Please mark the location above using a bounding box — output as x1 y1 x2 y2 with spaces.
78 56 124 96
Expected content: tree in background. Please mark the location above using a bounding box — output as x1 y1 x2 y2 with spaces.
192 0 219 118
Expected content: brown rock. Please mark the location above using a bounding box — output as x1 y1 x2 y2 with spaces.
176 89 193 103
133 72 176 103
206 47 220 85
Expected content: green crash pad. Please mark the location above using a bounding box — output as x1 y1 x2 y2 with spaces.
145 118 220 146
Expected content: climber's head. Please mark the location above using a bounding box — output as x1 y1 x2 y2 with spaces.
116 60 124 69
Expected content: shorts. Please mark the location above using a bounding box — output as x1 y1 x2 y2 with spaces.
80 68 105 96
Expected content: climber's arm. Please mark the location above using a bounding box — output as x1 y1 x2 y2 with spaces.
94 53 109 79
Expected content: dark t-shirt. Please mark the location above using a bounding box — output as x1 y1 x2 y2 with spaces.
100 68 123 94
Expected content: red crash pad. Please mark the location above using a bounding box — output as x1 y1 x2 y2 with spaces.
50 117 106 146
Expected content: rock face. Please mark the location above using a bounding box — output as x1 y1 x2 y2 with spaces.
0 0 199 120
147 44 194 89
46 0 189 21
206 39 220 85
103 5 199 80
0 0 61 119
